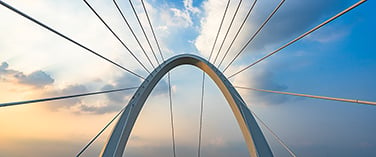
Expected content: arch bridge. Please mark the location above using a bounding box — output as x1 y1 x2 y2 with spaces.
101 54 273 157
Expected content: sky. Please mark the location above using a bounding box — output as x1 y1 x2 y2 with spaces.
0 0 375 156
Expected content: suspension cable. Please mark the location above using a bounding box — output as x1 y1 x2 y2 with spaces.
212 0 243 65
198 1 231 155
217 0 257 68
128 0 160 66
198 2 231 155
82 0 152 74
234 94 297 157
235 86 376 106
141 0 165 62
198 1 231 154
202 3 231 151
197 72 205 157
199 2 230 153
112 0 156 70
251 110 297 157
168 73 177 157
76 105 129 157
208 0 230 61
0 1 145 79
0 87 139 107
227 0 367 78
222 0 285 73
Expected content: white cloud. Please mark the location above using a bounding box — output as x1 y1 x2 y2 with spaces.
0 62 54 88
16 70 54 87
184 0 201 14
194 0 253 59
155 0 202 29
169 7 193 27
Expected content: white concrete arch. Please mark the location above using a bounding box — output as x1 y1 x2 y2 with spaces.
100 54 273 157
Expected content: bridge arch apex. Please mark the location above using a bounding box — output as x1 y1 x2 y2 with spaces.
101 54 273 157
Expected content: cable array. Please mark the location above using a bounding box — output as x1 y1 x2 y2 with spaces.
208 0 230 61
83 0 152 74
199 1 232 154
0 1 145 79
222 0 285 73
141 0 165 61
217 0 257 68
113 0 155 70
227 0 366 78
212 0 243 64
128 0 160 66
139 2 177 156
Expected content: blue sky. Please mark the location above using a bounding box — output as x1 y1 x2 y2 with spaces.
0 0 375 156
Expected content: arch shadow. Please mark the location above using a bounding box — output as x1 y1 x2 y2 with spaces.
100 54 273 157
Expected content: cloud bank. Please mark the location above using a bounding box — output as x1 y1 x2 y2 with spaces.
0 61 153 114
0 62 54 88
